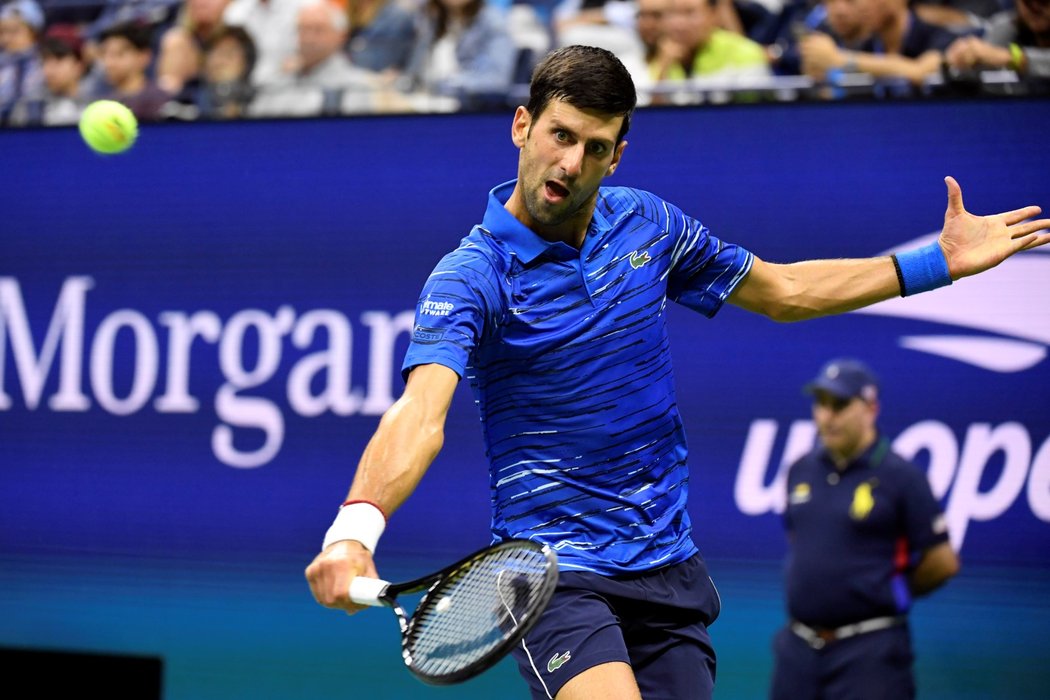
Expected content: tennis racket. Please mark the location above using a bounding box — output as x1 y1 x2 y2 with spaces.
349 538 558 685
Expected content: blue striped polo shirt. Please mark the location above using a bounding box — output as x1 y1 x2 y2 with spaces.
403 181 754 575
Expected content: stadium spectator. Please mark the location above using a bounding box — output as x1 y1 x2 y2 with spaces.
814 0 873 47
223 0 308 86
770 358 960 700
552 0 638 39
504 1 554 88
77 1 183 99
945 0 1050 79
914 0 1009 30
400 0 518 110
769 0 872 76
799 0 966 91
97 20 173 120
649 0 771 82
197 24 257 118
249 0 403 116
84 0 183 42
636 0 670 65
0 0 44 124
156 0 233 100
550 0 651 91
8 24 90 125
345 0 417 75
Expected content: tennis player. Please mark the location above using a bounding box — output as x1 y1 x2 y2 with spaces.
305 45 1049 700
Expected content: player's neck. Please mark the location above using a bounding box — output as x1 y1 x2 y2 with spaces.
505 189 593 250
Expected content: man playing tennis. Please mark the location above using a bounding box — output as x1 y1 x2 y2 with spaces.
306 45 1050 699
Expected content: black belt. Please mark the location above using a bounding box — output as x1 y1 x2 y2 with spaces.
791 615 906 650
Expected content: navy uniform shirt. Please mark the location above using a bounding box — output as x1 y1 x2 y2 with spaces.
403 181 753 575
783 437 950 628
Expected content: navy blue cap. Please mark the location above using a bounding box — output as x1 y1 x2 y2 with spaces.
803 358 879 402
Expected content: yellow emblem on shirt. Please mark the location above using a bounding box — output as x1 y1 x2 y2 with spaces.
789 482 811 505
850 482 876 520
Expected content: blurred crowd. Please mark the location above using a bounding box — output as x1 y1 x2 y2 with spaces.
1 0 1047 125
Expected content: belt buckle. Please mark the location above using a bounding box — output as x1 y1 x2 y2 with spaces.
792 621 833 650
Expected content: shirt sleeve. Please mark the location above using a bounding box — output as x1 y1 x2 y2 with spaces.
662 198 754 318
400 246 494 382
899 461 950 556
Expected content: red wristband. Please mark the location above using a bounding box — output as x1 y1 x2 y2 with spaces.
341 498 387 521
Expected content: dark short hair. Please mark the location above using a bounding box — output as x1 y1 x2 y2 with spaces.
40 36 83 62
41 24 85 61
204 25 258 78
98 20 154 52
526 45 637 144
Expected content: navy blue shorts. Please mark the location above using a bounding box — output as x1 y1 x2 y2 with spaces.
770 623 915 700
510 553 721 699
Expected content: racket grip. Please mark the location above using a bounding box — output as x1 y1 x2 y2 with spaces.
349 576 390 606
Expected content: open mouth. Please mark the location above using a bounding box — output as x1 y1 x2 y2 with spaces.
545 180 570 201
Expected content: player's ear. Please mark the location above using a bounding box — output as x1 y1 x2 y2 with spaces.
511 106 530 148
606 140 628 177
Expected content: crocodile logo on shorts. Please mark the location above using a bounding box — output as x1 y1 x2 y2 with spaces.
629 250 652 269
547 650 571 673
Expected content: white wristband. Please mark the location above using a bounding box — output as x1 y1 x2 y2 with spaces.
322 501 386 553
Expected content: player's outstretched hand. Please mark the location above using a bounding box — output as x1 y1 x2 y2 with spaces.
939 176 1050 280
305 540 378 615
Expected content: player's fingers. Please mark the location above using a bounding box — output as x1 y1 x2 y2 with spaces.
1015 228 1050 250
306 553 358 609
1001 206 1044 227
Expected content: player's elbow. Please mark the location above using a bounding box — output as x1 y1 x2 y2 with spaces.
749 289 825 323
761 300 822 323
733 260 825 323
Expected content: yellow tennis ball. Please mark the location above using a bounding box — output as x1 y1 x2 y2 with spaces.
79 100 138 155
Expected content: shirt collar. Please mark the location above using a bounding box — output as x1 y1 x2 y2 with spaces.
820 434 889 473
480 180 615 264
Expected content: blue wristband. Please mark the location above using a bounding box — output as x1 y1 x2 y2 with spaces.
892 241 952 296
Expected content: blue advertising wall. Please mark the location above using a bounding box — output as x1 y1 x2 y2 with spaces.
2 98 1049 699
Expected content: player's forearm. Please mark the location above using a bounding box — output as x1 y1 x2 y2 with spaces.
735 257 901 322
347 392 447 517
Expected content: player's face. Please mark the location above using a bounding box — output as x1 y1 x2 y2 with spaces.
510 100 626 238
811 391 878 463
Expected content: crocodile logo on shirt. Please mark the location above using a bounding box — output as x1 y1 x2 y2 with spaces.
547 650 572 673
629 250 652 269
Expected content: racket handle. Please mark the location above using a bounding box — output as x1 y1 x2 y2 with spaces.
349 576 390 606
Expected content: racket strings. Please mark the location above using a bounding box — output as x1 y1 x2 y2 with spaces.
406 545 553 678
